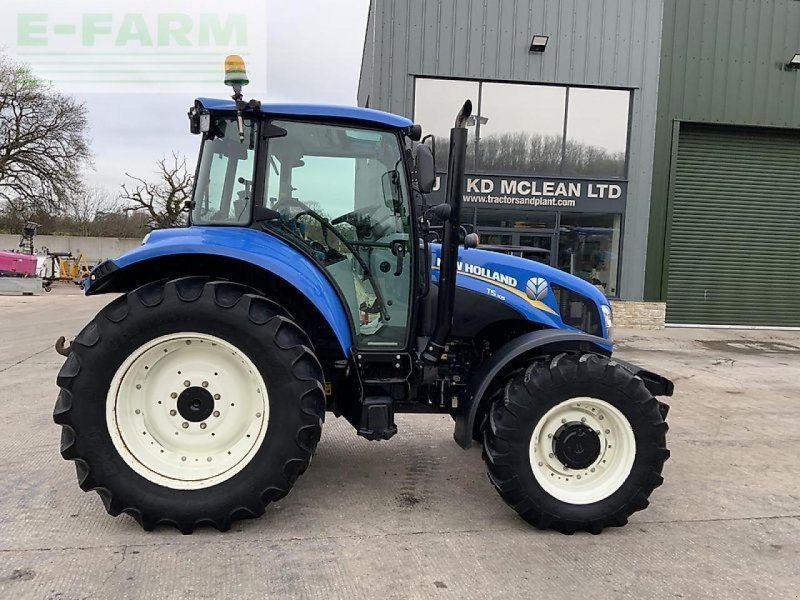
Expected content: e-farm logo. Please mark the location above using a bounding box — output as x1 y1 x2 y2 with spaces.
4 1 267 94
18 14 247 48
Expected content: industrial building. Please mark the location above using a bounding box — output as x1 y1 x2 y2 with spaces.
359 0 800 326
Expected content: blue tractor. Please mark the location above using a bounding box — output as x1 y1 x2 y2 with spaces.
54 57 673 534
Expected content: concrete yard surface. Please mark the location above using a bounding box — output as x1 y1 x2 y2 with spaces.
1 286 799 599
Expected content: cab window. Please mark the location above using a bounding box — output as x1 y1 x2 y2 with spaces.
263 120 413 349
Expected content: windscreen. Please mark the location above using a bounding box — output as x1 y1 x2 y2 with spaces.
191 117 257 225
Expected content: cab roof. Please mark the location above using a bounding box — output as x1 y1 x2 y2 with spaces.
196 98 414 130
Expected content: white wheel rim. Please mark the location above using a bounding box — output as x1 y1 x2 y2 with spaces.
529 397 636 505
106 333 269 490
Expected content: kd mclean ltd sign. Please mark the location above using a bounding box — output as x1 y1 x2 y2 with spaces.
428 174 627 213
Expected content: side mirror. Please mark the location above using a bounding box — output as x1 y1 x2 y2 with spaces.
381 169 405 214
414 141 436 194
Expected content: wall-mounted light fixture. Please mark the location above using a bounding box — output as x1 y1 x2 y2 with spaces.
465 115 489 127
786 53 800 70
530 35 549 53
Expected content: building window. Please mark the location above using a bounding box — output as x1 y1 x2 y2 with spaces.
413 78 479 171
557 213 622 297
413 78 631 179
414 78 629 297
563 88 630 178
477 83 566 175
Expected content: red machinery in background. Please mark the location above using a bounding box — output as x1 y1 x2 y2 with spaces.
0 222 38 278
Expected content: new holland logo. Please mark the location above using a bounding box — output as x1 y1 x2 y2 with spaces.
525 277 549 301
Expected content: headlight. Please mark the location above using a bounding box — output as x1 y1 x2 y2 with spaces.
142 232 151 245
601 304 614 342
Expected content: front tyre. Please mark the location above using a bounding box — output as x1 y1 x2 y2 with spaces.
483 353 669 534
54 278 326 533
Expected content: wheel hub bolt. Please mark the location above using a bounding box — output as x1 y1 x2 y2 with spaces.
200 423 207 429
182 422 189 429
256 412 262 418
184 380 191 387
202 381 209 388
590 467 596 472
213 410 220 418
213 394 221 400
136 384 142 390
169 409 177 416
605 429 610 434
135 409 141 415
548 453 554 458
580 417 586 423
171 392 178 399
207 457 212 462
181 456 186 461
576 475 582 480
561 418 567 424
599 415 604 420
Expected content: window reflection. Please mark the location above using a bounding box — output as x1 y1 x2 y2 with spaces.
413 78 478 171
477 83 565 175
557 213 621 297
413 78 631 179
563 88 629 178
476 208 555 229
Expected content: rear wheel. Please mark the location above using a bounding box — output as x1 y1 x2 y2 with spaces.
54 277 326 533
483 353 669 534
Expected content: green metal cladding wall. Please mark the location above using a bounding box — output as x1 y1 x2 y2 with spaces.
644 0 800 301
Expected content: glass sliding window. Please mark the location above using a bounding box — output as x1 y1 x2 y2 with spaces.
557 213 622 297
563 88 630 178
477 83 566 176
413 78 479 171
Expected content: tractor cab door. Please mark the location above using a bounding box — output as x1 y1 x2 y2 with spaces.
262 120 414 351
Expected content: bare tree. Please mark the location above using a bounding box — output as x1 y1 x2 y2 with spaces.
65 187 118 236
120 153 193 229
0 54 92 213
431 132 625 178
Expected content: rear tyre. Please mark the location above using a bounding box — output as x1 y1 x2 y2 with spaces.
54 277 326 533
483 353 669 534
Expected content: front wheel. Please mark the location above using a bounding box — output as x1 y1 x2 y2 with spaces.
54 278 326 533
483 353 669 534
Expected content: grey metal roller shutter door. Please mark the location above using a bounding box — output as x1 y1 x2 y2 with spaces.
666 124 800 327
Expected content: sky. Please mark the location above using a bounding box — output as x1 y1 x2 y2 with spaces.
3 0 371 198
4 0 631 201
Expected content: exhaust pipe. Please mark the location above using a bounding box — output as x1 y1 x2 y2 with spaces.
422 100 472 364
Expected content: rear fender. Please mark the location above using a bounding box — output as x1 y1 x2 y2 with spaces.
454 329 612 449
86 227 354 354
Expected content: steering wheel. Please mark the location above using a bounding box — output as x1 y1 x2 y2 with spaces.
330 205 381 226
293 209 390 322
331 205 399 243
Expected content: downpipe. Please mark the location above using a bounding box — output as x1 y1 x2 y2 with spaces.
422 100 472 364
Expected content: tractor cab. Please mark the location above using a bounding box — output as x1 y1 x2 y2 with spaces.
188 106 419 350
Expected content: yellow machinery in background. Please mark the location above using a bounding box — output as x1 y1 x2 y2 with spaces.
42 251 98 291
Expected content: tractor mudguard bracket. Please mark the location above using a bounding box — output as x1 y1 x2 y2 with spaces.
610 357 675 398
